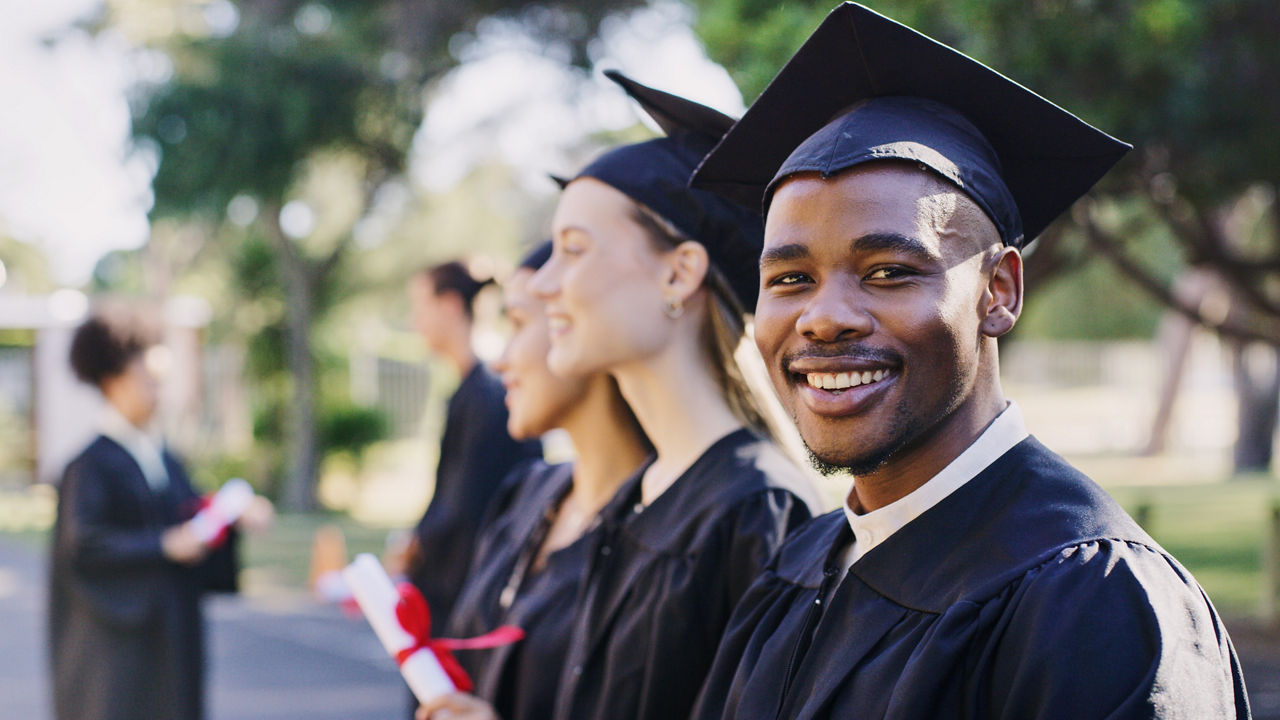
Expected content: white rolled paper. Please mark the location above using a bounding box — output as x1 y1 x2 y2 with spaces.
188 477 254 543
342 553 456 703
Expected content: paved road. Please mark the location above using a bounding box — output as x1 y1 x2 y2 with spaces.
0 536 406 720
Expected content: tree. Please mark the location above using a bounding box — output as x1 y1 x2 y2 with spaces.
131 0 644 510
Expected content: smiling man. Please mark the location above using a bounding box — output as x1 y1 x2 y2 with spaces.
688 4 1250 719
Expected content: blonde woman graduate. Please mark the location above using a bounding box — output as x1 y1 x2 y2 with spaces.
507 72 816 720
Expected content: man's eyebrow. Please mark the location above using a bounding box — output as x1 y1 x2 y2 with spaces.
851 232 939 262
759 243 809 267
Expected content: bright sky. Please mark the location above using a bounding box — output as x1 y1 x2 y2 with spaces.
0 0 153 285
0 0 740 286
414 2 745 193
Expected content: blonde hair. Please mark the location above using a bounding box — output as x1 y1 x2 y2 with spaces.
629 202 775 440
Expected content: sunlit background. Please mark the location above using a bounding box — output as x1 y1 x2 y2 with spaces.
1 0 1278 717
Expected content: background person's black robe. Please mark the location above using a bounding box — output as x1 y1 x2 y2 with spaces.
48 436 239 720
691 437 1251 720
552 428 816 720
407 363 541 625
447 460 602 720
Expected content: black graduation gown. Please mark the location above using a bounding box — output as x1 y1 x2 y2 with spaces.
692 437 1252 720
447 461 599 720
408 363 542 625
553 428 815 720
48 436 239 720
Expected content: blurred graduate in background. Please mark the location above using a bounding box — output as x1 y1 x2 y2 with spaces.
420 240 651 720
402 261 542 637
48 307 272 720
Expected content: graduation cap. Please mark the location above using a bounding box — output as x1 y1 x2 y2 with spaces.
517 239 553 271
559 69 766 310
691 2 1131 248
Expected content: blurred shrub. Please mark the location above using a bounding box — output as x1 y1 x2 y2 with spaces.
319 403 388 461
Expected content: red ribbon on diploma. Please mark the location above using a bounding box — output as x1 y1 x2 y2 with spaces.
393 582 525 693
184 495 231 549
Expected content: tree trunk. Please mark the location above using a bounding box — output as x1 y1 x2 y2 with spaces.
1144 269 1217 455
1233 341 1280 474
263 206 320 512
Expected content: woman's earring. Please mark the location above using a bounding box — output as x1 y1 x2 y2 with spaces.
663 296 684 319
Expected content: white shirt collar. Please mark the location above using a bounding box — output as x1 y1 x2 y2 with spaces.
840 401 1028 568
99 405 169 490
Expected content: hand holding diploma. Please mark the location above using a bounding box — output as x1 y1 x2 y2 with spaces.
188 478 256 545
416 692 501 720
161 523 209 565
342 554 525 705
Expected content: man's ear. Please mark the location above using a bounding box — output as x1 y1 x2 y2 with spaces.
663 240 711 302
981 246 1023 338
441 291 468 320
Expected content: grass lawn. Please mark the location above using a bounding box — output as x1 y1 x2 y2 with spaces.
1106 478 1277 619
5 463 1278 620
239 511 406 594
0 504 409 597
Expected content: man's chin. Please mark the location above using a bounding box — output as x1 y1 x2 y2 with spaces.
803 443 891 478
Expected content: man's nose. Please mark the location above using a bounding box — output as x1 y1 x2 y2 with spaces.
795 280 873 343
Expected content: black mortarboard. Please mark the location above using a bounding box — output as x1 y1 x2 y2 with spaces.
691 2 1131 248
561 70 765 310
518 239 554 271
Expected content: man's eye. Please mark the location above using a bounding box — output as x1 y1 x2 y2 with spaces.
866 267 913 281
766 272 811 288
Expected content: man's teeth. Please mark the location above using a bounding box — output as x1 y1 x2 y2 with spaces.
805 369 888 390
548 317 569 332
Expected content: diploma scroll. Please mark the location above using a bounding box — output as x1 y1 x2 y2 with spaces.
188 478 254 544
342 553 456 703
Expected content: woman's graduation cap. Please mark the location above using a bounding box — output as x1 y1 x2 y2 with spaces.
559 70 766 310
691 2 1131 248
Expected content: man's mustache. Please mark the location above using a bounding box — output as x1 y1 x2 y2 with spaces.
780 344 903 372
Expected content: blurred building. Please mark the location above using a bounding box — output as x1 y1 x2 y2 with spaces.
0 292 246 486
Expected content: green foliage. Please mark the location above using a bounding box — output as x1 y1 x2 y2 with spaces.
188 452 255 494
1018 199 1187 339
0 329 34 348
133 3 423 215
692 0 833 100
0 235 55 294
90 248 147 294
930 0 1279 207
318 402 389 459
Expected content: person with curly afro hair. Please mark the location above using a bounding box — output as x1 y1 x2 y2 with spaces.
49 308 256 720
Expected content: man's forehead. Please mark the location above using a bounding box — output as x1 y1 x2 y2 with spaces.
765 168 942 238
764 165 996 258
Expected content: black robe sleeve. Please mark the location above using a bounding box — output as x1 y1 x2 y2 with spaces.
58 445 166 573
983 539 1250 719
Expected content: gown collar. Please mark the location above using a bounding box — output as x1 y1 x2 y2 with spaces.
610 428 763 550
841 402 1027 567
99 404 169 490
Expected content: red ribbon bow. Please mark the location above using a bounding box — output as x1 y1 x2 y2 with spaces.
393 582 525 693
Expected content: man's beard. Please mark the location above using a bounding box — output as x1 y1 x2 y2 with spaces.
798 390 947 478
